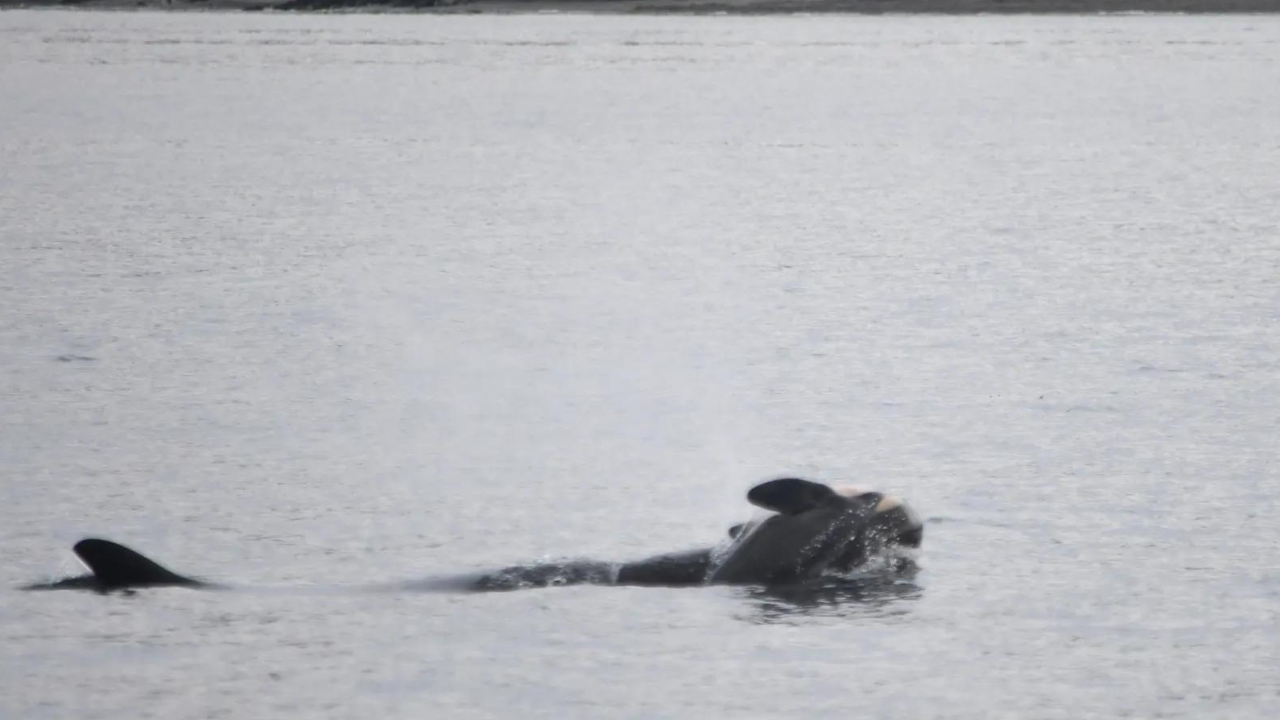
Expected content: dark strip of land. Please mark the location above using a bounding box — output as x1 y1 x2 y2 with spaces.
4 0 1279 13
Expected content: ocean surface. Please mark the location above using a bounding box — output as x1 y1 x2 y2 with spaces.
2 9 1279 719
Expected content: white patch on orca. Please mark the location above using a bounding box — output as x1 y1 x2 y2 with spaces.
874 496 903 513
833 485 903 513
833 485 869 498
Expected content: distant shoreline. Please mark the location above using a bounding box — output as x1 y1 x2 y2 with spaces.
4 0 1279 13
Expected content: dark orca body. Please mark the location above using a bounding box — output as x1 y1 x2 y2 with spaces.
708 483 886 585
24 538 206 592
473 478 923 590
25 478 921 593
473 548 717 591
714 478 923 583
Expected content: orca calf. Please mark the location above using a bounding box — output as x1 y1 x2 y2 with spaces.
25 478 922 593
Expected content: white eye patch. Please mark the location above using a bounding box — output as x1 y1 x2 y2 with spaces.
832 486 902 513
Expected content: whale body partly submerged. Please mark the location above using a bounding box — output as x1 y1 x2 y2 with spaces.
475 477 922 590
25 477 922 593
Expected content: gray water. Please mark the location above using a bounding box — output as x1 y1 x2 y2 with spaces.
2 9 1279 718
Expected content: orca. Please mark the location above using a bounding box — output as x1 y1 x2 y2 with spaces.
24 538 207 592
441 477 922 590
707 478 921 585
24 478 921 593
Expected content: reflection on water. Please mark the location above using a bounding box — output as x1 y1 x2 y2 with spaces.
742 566 923 624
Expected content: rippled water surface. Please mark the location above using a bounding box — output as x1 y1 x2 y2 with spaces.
2 10 1279 719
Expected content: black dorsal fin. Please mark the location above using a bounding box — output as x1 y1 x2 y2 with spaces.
73 538 201 589
746 477 839 515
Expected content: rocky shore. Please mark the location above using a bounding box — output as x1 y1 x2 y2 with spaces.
3 0 1278 14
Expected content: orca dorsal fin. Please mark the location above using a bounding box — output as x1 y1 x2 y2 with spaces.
73 538 201 589
746 477 839 515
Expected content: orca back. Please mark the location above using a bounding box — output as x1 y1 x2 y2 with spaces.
73 538 202 589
